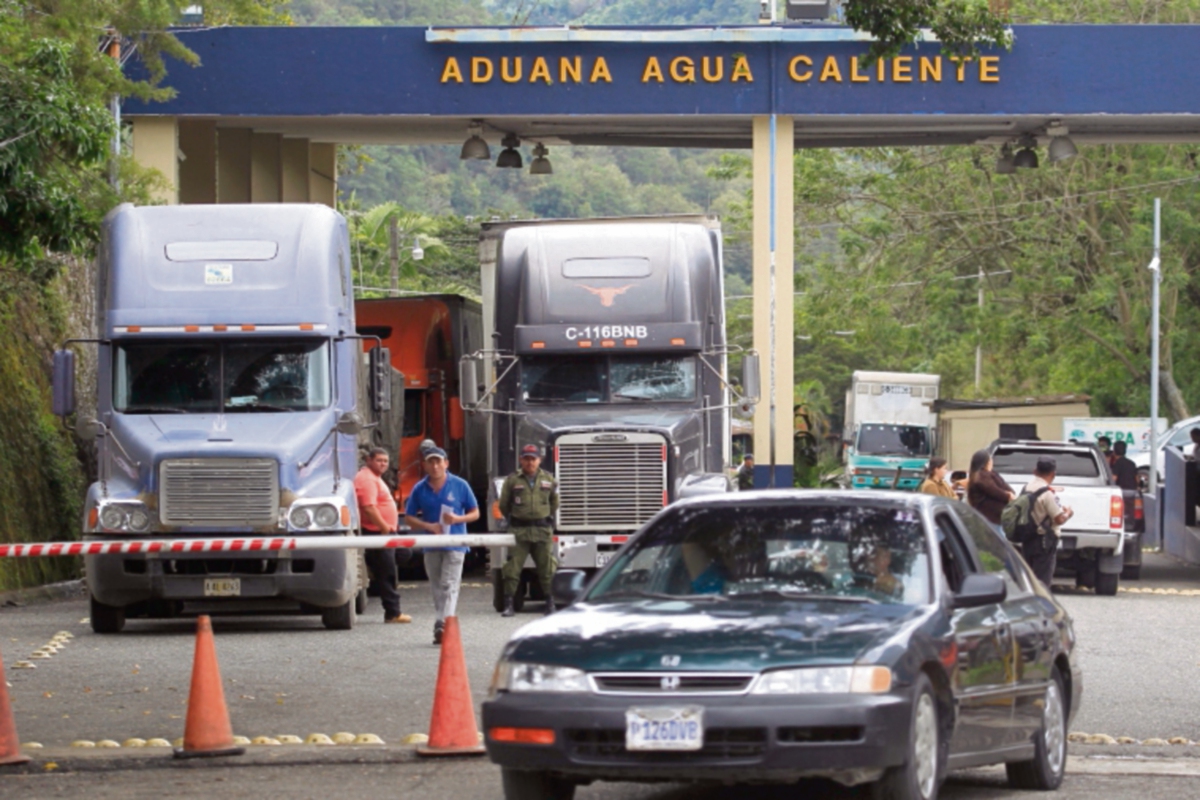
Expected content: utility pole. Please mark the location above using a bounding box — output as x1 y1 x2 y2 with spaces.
107 34 121 192
388 217 399 293
1149 198 1162 497
975 264 984 391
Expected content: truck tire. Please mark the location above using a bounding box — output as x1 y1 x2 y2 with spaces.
90 595 126 634
1095 571 1119 596
321 598 356 630
355 587 368 615
501 768 575 800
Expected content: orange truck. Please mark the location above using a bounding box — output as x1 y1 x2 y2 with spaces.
355 295 488 557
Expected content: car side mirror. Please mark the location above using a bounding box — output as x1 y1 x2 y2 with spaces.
551 569 587 606
336 411 363 437
52 349 76 417
954 573 1007 609
459 358 479 408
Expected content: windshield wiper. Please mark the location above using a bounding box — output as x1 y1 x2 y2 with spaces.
226 402 291 413
122 406 189 414
728 589 878 604
612 392 656 402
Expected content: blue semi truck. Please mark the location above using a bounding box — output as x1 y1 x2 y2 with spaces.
52 204 396 633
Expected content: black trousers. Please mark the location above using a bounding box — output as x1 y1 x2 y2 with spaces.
1022 540 1057 587
364 533 401 618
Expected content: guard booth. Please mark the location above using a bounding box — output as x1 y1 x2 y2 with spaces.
935 395 1092 472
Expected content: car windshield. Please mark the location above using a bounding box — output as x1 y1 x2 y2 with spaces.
588 502 931 606
521 356 695 404
991 448 1101 478
114 340 331 413
857 424 930 457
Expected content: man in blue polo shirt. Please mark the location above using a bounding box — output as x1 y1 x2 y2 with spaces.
404 446 479 645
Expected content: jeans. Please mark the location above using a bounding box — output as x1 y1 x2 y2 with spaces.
423 550 465 623
364 535 401 619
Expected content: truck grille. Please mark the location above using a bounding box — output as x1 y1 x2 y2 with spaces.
555 433 666 531
159 458 278 526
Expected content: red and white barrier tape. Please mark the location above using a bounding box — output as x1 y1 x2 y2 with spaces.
0 533 518 559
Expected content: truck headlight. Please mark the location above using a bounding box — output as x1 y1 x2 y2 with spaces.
127 508 152 532
99 506 127 530
313 504 339 528
492 659 589 694
751 666 892 695
289 506 312 529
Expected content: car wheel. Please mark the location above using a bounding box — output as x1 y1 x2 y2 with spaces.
500 768 575 800
1006 666 1068 790
321 598 356 630
1095 570 1119 596
872 673 941 800
90 595 126 634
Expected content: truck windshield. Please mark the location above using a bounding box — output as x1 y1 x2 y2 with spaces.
521 356 695 404
114 340 331 413
857 424 930 457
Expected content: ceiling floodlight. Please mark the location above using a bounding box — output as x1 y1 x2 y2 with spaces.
994 143 1016 175
460 123 490 160
1013 134 1039 169
1048 135 1078 164
529 143 553 175
496 134 523 169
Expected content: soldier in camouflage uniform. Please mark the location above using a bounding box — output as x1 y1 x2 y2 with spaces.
498 444 559 617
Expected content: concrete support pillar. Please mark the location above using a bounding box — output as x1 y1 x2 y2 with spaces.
217 128 251 203
309 143 337 208
751 115 795 488
177 120 216 204
250 132 282 203
130 117 178 204
281 138 310 202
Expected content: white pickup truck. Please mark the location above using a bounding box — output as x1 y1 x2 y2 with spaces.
988 440 1136 596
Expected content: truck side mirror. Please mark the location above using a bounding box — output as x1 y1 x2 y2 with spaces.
740 353 761 404
76 417 105 440
459 358 479 408
336 411 363 437
52 349 76 417
369 346 391 413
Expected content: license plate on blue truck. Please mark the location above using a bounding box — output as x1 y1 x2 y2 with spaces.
625 706 704 751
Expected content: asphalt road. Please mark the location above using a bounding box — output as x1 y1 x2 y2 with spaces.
2 552 1200 799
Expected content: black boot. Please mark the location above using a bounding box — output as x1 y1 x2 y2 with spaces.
543 599 555 617
501 595 515 617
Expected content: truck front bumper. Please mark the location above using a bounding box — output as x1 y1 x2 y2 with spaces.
85 537 358 609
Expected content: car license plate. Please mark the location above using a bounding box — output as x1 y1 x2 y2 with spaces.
625 706 703 751
203 578 241 597
596 552 614 568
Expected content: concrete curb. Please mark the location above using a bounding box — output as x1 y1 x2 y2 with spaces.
6 745 427 773
0 579 85 608
1071 755 1200 777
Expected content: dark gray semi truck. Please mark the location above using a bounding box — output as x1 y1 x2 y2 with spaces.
459 217 757 610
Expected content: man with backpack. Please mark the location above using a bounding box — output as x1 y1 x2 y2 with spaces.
1010 457 1074 586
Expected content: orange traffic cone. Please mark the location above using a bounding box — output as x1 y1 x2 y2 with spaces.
417 616 485 756
0 650 31 766
174 615 245 759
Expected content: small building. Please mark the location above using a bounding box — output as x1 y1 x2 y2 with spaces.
934 394 1092 471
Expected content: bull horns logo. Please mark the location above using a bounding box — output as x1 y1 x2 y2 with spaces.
579 284 635 307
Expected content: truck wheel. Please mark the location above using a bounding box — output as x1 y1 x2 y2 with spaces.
90 595 126 634
321 598 356 630
355 587 368 615
501 768 575 800
1095 571 1119 596
492 569 505 613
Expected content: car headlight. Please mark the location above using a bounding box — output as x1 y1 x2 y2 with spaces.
99 506 127 530
289 506 312 529
313 504 340 528
751 666 892 695
492 659 589 694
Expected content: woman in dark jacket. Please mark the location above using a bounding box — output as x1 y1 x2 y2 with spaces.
966 449 1014 529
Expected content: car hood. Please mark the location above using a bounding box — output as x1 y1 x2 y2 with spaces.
504 597 918 672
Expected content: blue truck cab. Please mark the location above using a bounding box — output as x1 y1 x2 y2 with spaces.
54 204 388 633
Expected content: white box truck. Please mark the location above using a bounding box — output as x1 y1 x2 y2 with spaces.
844 371 940 490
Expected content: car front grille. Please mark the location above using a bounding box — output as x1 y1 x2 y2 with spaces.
565 728 767 761
591 673 754 695
555 433 666 531
159 458 278 526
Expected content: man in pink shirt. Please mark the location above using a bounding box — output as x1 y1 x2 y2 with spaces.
354 447 411 624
